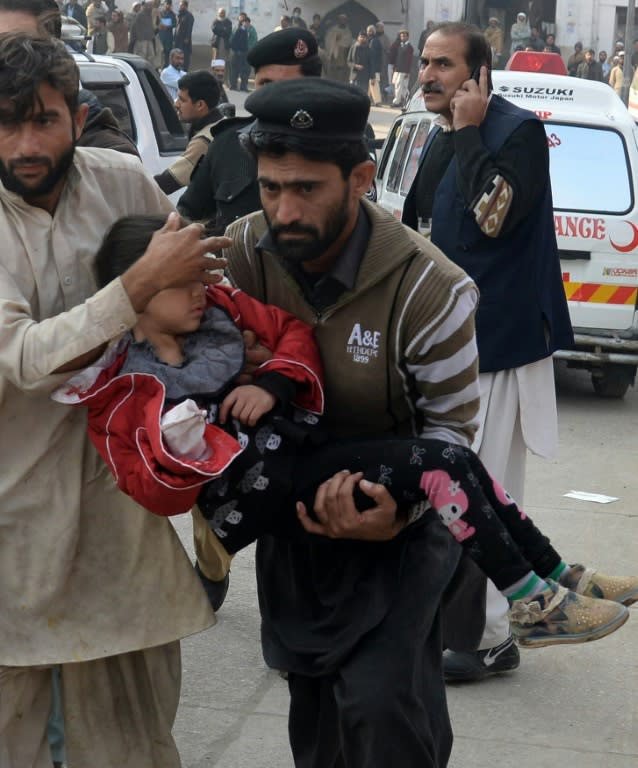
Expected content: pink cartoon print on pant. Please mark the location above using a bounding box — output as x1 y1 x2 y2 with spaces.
420 470 476 542
491 477 527 520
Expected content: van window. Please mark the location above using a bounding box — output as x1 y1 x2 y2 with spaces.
546 123 632 214
377 118 403 180
137 68 188 154
89 85 136 142
400 120 430 195
386 121 416 193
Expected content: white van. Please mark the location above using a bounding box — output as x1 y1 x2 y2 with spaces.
376 72 638 398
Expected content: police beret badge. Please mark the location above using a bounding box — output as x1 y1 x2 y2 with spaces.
294 38 309 58
290 109 313 129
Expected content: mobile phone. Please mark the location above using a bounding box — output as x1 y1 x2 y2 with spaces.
470 65 481 83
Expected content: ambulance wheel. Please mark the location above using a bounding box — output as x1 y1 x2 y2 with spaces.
591 364 635 399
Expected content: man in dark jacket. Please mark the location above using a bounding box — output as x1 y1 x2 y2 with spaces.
403 21 574 682
229 16 249 90
64 0 87 30
347 29 371 91
77 89 140 157
367 23 383 104
223 77 480 768
158 0 176 67
174 0 194 69
88 14 113 54
210 6 231 63
155 70 223 194
178 27 322 235
544 32 561 54
567 41 584 75
576 48 605 81
391 29 413 106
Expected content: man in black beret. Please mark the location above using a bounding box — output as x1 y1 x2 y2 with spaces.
222 77 481 768
177 26 323 611
177 27 321 236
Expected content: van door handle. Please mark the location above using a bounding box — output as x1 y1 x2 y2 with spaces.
558 249 591 260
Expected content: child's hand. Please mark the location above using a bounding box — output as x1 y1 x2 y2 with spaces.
237 329 272 384
219 385 276 426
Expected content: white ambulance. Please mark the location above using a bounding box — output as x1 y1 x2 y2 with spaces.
376 71 638 398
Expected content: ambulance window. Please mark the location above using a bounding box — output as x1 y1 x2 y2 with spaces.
377 118 403 180
546 124 632 214
400 119 431 195
387 121 416 193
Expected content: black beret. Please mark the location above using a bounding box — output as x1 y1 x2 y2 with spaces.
246 27 318 69
244 78 370 142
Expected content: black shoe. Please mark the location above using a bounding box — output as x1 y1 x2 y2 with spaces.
443 636 520 682
195 562 230 612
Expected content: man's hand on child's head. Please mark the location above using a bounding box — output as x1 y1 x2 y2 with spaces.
120 212 231 313
219 385 276 426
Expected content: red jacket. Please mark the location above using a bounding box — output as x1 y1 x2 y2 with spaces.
53 284 324 516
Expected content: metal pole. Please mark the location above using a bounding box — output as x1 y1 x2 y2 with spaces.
621 0 636 105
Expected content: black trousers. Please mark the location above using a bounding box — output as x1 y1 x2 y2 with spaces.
284 518 455 768
230 51 249 89
200 436 562 590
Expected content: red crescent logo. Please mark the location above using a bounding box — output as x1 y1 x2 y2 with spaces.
610 221 638 253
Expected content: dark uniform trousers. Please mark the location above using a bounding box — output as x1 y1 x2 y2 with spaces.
285 519 457 768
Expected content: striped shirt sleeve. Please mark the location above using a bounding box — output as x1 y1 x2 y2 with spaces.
399 263 480 447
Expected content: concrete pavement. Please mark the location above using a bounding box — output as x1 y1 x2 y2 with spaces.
170 363 638 767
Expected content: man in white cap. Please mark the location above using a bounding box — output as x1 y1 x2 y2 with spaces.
210 57 230 102
510 11 530 54
609 53 623 93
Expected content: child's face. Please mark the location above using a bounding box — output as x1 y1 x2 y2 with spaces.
139 281 207 336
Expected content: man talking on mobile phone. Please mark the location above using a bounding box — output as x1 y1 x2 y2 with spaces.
403 21 573 683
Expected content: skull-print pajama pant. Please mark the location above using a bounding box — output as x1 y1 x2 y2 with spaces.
198 428 562 590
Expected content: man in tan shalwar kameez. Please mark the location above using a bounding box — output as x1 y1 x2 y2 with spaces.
0 32 229 768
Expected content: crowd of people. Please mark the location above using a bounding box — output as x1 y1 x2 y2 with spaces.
61 0 196 66
1 2 638 768
56 3 635 104
478 10 630 95
59 2 441 109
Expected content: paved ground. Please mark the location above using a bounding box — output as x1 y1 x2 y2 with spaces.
170 363 638 767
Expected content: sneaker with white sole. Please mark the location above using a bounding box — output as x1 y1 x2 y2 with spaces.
443 635 520 682
559 563 638 606
510 580 629 649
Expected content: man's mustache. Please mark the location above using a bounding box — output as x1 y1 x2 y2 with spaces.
10 156 52 170
271 223 318 238
422 83 445 94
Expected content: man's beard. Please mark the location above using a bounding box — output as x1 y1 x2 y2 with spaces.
0 143 76 201
265 188 350 264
